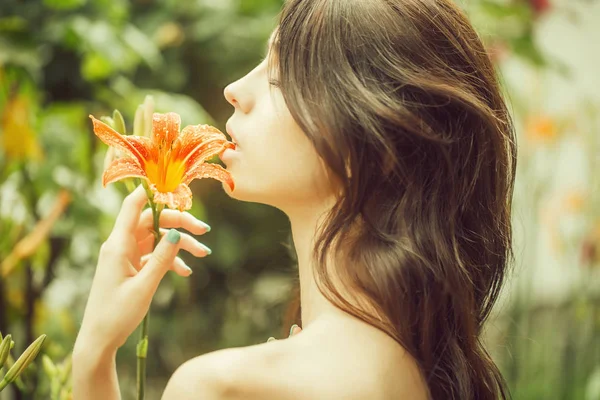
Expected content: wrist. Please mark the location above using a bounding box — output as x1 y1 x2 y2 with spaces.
73 335 117 373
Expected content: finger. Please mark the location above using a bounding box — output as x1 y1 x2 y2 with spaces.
267 324 302 343
136 208 210 240
138 229 211 257
139 254 192 277
159 228 211 257
289 324 302 337
134 229 182 291
113 185 149 238
137 234 156 256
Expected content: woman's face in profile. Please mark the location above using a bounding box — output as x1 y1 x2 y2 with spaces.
221 31 333 211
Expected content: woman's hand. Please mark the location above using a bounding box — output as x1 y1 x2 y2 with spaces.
74 185 212 357
267 324 302 342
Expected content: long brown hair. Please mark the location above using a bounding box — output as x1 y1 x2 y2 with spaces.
273 0 516 398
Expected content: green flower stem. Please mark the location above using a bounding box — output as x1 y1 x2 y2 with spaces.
136 199 163 400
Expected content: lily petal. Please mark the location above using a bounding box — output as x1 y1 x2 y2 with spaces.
183 163 234 192
90 116 147 166
177 124 232 167
151 183 193 211
127 136 157 165
103 158 147 187
152 112 181 150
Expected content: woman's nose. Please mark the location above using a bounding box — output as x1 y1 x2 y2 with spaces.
224 81 252 114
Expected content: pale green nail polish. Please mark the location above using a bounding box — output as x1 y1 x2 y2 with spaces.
200 243 212 255
201 222 211 232
289 324 298 337
166 229 181 244
267 337 276 342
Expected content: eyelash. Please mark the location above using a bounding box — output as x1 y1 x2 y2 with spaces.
268 79 281 87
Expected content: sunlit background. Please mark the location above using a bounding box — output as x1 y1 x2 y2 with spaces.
0 0 598 399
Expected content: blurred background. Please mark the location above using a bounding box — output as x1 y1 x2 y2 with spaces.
0 0 598 398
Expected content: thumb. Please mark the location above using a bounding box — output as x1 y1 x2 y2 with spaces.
135 229 181 290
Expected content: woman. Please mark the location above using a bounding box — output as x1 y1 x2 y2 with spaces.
73 0 516 398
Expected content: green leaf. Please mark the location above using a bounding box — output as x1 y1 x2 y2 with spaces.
38 103 91 176
122 25 162 70
43 0 87 11
81 53 114 81
0 17 28 32
511 33 547 67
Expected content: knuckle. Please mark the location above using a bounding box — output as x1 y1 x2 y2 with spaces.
140 208 152 221
123 194 136 207
153 252 170 267
99 240 116 257
99 241 109 255
100 237 125 258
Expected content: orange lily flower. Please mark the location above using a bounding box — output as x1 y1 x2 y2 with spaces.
90 112 235 211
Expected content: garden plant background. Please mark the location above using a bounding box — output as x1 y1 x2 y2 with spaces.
0 0 599 399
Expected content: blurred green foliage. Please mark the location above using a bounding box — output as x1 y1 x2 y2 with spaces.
0 0 294 397
0 0 598 399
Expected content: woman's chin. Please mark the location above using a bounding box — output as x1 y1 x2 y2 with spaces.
222 180 236 198
222 180 247 201
221 180 266 204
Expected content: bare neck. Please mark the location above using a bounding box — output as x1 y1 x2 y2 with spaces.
287 202 343 328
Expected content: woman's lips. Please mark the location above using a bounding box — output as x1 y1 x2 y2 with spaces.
225 122 239 148
220 146 237 164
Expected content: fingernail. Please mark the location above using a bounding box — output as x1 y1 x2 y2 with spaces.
184 264 193 275
289 324 298 337
166 229 181 244
267 337 276 342
199 221 211 232
200 243 212 255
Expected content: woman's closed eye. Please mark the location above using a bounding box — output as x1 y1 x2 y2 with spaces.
268 79 281 88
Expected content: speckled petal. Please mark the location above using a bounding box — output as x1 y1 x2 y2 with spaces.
150 183 193 211
176 124 233 167
102 158 147 187
126 136 157 165
152 112 181 150
90 116 147 166
183 162 234 191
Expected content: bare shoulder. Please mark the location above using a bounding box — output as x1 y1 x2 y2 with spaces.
164 316 428 400
162 346 248 399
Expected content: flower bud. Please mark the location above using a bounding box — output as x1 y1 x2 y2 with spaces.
136 337 148 358
143 95 154 138
133 104 144 137
100 116 115 129
42 354 58 378
0 334 11 368
113 110 126 135
59 356 72 384
1 334 46 386
103 146 116 171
